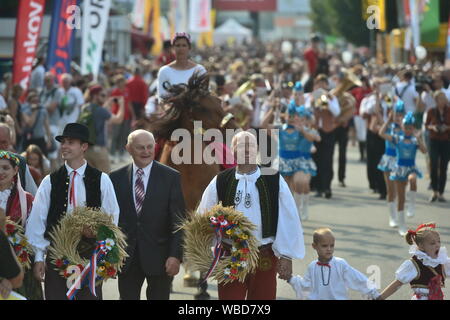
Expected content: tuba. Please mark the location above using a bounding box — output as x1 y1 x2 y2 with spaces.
331 70 360 122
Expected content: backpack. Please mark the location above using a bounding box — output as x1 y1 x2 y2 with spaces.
77 103 97 145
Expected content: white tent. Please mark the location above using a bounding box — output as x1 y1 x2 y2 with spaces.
214 19 252 45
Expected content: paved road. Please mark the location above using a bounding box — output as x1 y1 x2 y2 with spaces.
103 144 450 300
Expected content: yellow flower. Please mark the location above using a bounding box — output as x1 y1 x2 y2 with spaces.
241 234 248 240
226 230 232 235
98 266 106 272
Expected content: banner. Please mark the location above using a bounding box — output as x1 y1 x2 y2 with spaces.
420 0 440 43
362 0 386 31
145 0 162 56
47 0 79 80
213 0 276 11
190 0 212 33
410 0 421 48
131 0 145 29
170 0 188 36
12 0 46 90
446 16 450 68
197 9 216 48
81 0 111 78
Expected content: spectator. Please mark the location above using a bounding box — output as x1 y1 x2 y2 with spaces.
7 85 25 150
110 74 133 163
22 144 50 186
157 40 176 66
60 73 85 129
425 91 450 203
80 85 125 173
29 57 45 93
21 92 52 156
127 68 148 120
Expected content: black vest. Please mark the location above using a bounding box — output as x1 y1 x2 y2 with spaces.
216 168 279 238
44 164 102 239
410 255 445 289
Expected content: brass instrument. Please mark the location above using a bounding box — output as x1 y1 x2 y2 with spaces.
332 70 360 122
312 88 330 110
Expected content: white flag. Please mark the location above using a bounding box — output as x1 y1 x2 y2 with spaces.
189 0 211 33
81 0 112 78
131 0 145 29
171 0 188 33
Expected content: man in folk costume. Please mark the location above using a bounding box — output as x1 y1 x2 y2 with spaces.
197 131 305 300
25 123 120 300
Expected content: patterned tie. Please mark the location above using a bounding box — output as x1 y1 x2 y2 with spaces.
135 168 145 215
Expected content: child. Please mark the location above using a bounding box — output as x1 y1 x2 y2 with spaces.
378 223 450 300
377 101 405 228
379 112 427 236
293 106 320 220
288 228 380 300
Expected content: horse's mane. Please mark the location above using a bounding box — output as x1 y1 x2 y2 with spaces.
151 71 211 140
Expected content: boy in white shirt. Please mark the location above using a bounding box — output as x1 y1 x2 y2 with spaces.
288 228 380 300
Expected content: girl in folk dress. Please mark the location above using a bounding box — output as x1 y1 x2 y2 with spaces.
379 223 450 300
379 112 427 236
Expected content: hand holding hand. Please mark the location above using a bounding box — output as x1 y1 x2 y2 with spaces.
277 258 292 281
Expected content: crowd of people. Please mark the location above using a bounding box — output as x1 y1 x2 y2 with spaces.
0 31 450 300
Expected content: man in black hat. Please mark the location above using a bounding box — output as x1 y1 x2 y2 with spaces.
25 123 120 300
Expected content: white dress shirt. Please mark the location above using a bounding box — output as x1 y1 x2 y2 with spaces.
25 161 120 262
197 167 305 260
132 161 153 208
289 257 380 300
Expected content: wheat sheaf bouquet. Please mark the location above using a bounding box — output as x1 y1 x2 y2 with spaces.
181 204 260 285
48 207 128 299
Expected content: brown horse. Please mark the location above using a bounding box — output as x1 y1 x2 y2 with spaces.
138 72 239 215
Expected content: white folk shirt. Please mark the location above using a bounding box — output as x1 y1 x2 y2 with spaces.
25 161 120 262
289 257 380 300
197 167 305 260
395 246 450 300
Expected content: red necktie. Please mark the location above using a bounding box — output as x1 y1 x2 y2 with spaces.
69 171 77 207
317 261 331 268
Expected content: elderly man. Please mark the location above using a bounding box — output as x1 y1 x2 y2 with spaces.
110 130 186 300
197 131 305 300
0 123 37 195
60 73 84 129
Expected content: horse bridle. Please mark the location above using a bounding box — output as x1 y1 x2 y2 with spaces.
220 113 235 128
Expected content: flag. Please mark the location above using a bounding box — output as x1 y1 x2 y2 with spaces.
410 0 421 48
81 0 111 78
189 0 212 33
12 0 46 90
362 0 386 31
47 0 79 81
131 0 145 29
446 16 450 68
197 9 216 48
420 0 440 43
170 0 188 36
145 0 162 56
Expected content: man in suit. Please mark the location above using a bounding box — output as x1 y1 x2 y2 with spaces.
110 129 185 300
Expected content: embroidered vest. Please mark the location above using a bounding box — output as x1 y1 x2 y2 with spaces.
216 168 279 238
44 164 102 239
410 255 446 289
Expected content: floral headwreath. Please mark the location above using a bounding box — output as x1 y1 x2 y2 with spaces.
171 32 191 46
0 151 20 166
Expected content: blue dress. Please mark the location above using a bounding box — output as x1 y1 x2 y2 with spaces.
389 134 423 182
278 125 317 177
378 123 402 172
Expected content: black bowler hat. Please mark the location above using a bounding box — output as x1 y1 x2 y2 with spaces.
55 123 92 145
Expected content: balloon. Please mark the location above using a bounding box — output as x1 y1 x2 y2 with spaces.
415 46 427 60
281 41 293 55
342 51 353 64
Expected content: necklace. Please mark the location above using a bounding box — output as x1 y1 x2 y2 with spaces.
320 265 331 286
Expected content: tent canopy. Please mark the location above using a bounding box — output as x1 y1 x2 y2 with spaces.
214 19 252 44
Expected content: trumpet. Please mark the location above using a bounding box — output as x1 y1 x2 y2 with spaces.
315 94 330 109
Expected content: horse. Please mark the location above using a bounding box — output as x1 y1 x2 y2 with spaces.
138 72 239 212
